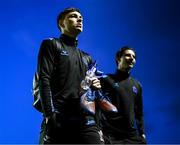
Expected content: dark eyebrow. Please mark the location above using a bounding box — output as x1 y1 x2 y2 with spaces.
68 13 83 19
124 53 136 58
68 13 77 17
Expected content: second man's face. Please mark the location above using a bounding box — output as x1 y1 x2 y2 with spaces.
118 49 136 71
61 11 83 37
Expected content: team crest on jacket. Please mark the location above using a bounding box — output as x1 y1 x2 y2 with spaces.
132 86 137 94
60 50 69 56
114 82 119 87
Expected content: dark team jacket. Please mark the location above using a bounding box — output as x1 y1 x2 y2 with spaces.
37 34 92 117
99 70 145 136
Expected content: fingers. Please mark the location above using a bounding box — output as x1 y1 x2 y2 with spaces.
141 134 146 139
45 117 50 124
91 77 101 89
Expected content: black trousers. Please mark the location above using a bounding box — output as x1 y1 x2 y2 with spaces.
103 132 146 144
39 119 104 144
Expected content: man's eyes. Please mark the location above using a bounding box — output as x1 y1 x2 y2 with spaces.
125 54 131 57
69 14 77 18
69 14 80 18
125 54 135 58
69 14 83 19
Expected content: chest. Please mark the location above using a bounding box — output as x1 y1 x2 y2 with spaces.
108 78 138 106
56 46 79 65
56 46 89 71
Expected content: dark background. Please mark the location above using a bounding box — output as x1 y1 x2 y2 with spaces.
0 0 179 143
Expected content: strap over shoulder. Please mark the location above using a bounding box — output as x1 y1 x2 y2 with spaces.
50 37 62 51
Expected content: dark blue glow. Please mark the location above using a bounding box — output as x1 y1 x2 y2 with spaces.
0 0 179 143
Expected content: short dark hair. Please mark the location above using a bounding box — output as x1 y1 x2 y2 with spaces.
115 46 136 66
57 7 81 31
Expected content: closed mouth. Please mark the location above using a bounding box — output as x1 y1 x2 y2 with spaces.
76 25 82 28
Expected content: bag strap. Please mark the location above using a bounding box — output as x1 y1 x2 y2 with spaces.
54 38 62 51
51 37 62 52
50 38 63 69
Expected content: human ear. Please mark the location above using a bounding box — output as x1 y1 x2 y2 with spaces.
59 20 65 28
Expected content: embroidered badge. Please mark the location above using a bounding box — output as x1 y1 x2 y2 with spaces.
114 82 119 87
60 50 69 56
132 86 137 94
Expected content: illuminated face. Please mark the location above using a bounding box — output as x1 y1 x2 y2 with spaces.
117 49 136 71
60 11 83 37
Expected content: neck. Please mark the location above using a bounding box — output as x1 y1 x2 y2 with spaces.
60 34 78 47
62 31 79 39
118 68 130 73
115 69 130 80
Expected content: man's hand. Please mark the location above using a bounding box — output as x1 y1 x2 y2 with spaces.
142 134 146 139
45 112 61 128
45 116 50 124
91 77 101 89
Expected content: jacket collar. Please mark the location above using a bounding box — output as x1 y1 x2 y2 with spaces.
60 34 78 47
115 69 130 81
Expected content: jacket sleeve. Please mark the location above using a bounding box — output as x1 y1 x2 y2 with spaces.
134 83 146 135
37 39 56 117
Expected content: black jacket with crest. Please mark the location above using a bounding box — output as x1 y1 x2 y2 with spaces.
99 70 145 137
37 34 92 117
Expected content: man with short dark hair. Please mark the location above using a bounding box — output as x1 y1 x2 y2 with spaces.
99 46 147 144
37 7 104 144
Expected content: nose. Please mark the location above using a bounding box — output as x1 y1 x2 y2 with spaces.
129 55 133 60
129 55 135 63
130 55 135 60
77 19 82 23
77 17 82 23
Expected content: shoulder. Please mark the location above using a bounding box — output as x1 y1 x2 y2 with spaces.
100 73 115 85
41 37 61 48
39 37 59 54
41 37 60 45
40 37 55 48
80 50 90 56
79 50 93 66
41 37 55 42
100 74 118 92
80 50 92 59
